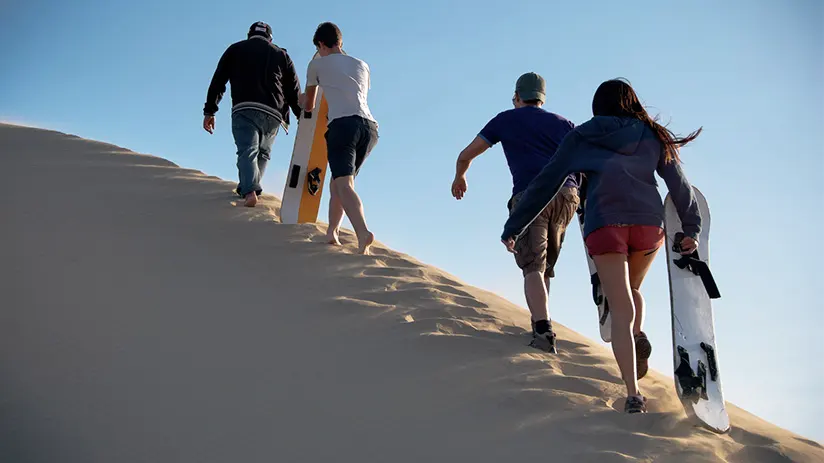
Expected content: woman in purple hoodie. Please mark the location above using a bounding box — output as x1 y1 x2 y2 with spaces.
501 78 703 414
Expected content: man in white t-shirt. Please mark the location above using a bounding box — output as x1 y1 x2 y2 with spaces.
300 22 379 255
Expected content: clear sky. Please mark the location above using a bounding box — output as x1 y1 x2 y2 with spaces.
2 0 822 443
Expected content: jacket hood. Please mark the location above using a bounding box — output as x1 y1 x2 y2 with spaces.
575 116 649 155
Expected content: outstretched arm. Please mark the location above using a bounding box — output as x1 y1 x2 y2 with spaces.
451 136 491 200
501 131 582 242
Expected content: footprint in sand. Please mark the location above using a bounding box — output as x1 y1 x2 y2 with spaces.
351 286 489 312
362 262 465 287
727 445 796 463
729 427 779 447
794 436 824 450
559 362 624 386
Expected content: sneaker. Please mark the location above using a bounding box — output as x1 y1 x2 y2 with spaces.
529 320 557 354
624 395 647 414
635 331 652 379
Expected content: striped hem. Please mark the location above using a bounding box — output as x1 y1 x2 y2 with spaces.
231 102 282 121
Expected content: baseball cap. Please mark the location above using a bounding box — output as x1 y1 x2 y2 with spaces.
248 21 272 40
515 72 546 103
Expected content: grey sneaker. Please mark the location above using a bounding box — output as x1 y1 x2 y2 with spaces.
624 395 647 414
529 320 557 354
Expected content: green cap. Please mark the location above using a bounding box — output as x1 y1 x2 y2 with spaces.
515 72 546 103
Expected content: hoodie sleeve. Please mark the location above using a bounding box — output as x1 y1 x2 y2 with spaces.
501 130 586 241
656 154 701 239
204 46 232 116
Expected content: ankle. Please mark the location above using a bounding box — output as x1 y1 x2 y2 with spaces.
533 319 552 335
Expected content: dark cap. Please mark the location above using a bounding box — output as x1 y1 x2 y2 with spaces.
515 72 546 103
248 21 272 40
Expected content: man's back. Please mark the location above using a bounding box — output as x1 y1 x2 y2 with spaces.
204 37 301 129
306 53 376 125
478 106 576 194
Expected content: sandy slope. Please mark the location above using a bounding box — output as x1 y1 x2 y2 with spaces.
0 122 821 463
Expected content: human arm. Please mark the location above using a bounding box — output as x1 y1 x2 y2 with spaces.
452 115 502 199
301 85 319 112
501 130 583 242
202 47 231 134
283 52 303 118
656 154 701 241
203 47 231 118
301 59 320 112
451 136 492 200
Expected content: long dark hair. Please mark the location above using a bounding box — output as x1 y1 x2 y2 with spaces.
591 78 701 164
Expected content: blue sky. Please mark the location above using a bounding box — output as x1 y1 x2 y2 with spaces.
2 0 822 443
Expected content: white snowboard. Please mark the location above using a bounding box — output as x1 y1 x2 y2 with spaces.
576 199 612 342
664 186 729 434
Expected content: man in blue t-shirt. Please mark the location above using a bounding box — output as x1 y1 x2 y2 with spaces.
451 72 580 353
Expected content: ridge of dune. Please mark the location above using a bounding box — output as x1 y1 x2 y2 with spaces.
1 122 821 462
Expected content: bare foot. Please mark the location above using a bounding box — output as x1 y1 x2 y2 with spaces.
358 231 375 255
326 231 342 246
244 192 257 207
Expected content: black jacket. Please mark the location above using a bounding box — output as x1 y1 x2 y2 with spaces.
203 36 302 132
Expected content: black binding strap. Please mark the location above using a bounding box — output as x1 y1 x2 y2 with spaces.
672 233 721 299
675 346 708 402
700 342 719 381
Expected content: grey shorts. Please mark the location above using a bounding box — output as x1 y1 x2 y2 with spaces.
507 186 580 278
325 115 379 179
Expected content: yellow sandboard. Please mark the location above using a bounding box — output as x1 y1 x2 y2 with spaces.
281 56 329 224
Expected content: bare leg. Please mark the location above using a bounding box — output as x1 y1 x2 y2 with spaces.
332 175 373 254
627 247 659 379
628 248 659 335
592 253 639 397
523 272 548 322
545 274 551 316
326 181 344 245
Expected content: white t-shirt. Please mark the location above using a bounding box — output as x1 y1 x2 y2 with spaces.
306 53 377 125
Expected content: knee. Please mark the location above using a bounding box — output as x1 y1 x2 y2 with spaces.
609 298 636 325
236 146 257 160
334 175 355 191
612 309 636 326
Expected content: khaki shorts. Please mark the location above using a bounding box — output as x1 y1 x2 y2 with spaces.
507 186 580 278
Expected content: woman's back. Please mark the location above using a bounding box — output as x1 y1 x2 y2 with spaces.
501 114 701 241
577 116 670 235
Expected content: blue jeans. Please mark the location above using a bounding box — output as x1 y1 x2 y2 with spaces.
231 109 280 197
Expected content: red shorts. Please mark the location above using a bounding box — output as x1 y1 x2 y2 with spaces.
585 225 665 256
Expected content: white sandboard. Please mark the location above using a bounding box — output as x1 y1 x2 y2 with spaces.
664 186 729 433
576 199 612 342
281 53 329 225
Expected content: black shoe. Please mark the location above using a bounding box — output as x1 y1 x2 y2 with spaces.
635 331 652 379
529 320 557 354
624 395 647 414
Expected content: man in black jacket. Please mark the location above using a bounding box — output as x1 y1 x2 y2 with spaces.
203 21 302 207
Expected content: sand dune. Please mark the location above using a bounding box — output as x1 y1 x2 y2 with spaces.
1 122 821 462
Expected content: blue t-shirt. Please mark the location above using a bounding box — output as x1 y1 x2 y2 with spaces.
478 106 578 195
